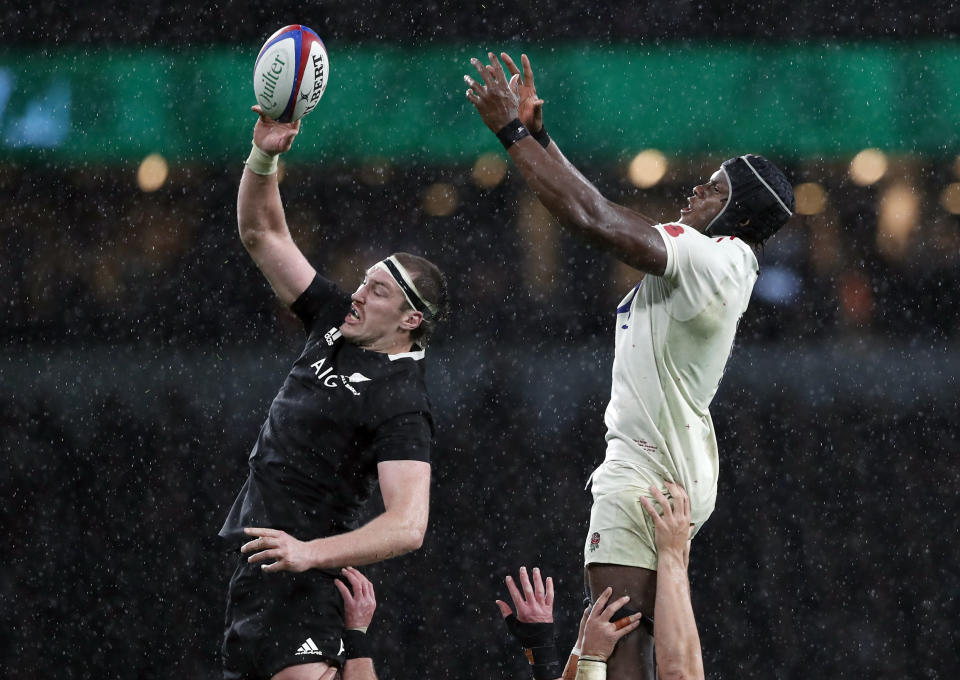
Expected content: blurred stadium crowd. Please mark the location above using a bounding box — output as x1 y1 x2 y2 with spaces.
3 160 960 346
2 160 958 678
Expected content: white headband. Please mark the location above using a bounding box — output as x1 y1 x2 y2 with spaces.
371 256 438 318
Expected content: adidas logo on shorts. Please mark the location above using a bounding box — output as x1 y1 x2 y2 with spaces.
295 637 324 656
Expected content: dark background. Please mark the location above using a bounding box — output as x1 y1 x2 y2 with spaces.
3 3 959 679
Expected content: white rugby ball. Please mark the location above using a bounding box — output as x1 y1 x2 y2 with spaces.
253 25 329 123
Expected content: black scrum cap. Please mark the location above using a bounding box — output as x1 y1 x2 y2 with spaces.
705 155 795 243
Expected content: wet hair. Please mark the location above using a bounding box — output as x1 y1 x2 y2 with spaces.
704 154 795 245
391 252 449 348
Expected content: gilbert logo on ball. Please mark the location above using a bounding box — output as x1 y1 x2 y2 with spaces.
253 25 328 123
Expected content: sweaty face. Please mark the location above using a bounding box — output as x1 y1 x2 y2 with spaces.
678 169 730 232
340 266 418 351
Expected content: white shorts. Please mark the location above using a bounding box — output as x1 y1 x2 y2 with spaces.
584 460 699 571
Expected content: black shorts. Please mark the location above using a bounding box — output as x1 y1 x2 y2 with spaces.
222 555 346 680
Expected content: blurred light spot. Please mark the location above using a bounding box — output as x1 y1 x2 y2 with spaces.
877 182 919 260
838 269 873 326
422 182 458 217
939 183 960 214
794 182 828 215
628 149 668 188
472 152 507 189
359 158 393 185
849 148 887 186
753 266 802 304
137 153 168 192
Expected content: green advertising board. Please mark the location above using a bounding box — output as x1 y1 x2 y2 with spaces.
3 42 960 164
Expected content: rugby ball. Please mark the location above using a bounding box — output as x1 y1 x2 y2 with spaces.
253 25 329 123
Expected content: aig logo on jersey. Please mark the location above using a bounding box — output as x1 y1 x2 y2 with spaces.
310 358 371 396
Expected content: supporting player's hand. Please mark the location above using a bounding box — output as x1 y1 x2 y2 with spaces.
501 53 544 134
580 587 643 661
250 105 301 156
464 52 522 134
575 603 590 651
335 567 377 629
495 566 554 623
241 527 312 573
639 481 692 563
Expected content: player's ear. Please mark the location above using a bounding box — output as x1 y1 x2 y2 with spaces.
400 310 423 331
738 217 751 227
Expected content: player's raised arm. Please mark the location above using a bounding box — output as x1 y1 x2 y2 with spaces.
501 52 650 218
639 483 705 680
465 53 667 275
237 106 317 306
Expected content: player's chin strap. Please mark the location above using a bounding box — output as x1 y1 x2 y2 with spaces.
503 614 562 680
371 256 438 319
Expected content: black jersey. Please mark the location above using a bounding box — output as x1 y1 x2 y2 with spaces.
219 274 434 547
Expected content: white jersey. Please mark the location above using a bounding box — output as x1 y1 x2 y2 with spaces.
599 223 758 528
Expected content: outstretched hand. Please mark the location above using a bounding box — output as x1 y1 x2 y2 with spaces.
334 567 377 629
496 566 554 623
464 52 521 134
501 53 544 134
639 481 692 564
250 105 301 155
580 587 644 661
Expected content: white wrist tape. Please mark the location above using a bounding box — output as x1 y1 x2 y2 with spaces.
575 658 606 680
245 143 279 175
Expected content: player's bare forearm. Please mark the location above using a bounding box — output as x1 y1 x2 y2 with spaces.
235 166 316 305
237 166 290 251
507 139 667 274
307 457 431 569
344 658 378 680
653 554 704 680
305 507 427 569
634 483 703 679
540 137 594 192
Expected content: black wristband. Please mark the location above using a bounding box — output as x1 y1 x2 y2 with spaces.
503 615 560 680
503 614 555 648
496 118 531 150
531 127 551 149
342 629 371 659
527 645 562 680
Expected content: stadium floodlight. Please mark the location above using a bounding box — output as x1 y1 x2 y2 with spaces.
628 149 668 188
137 153 168 192
794 182 828 215
849 148 888 186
